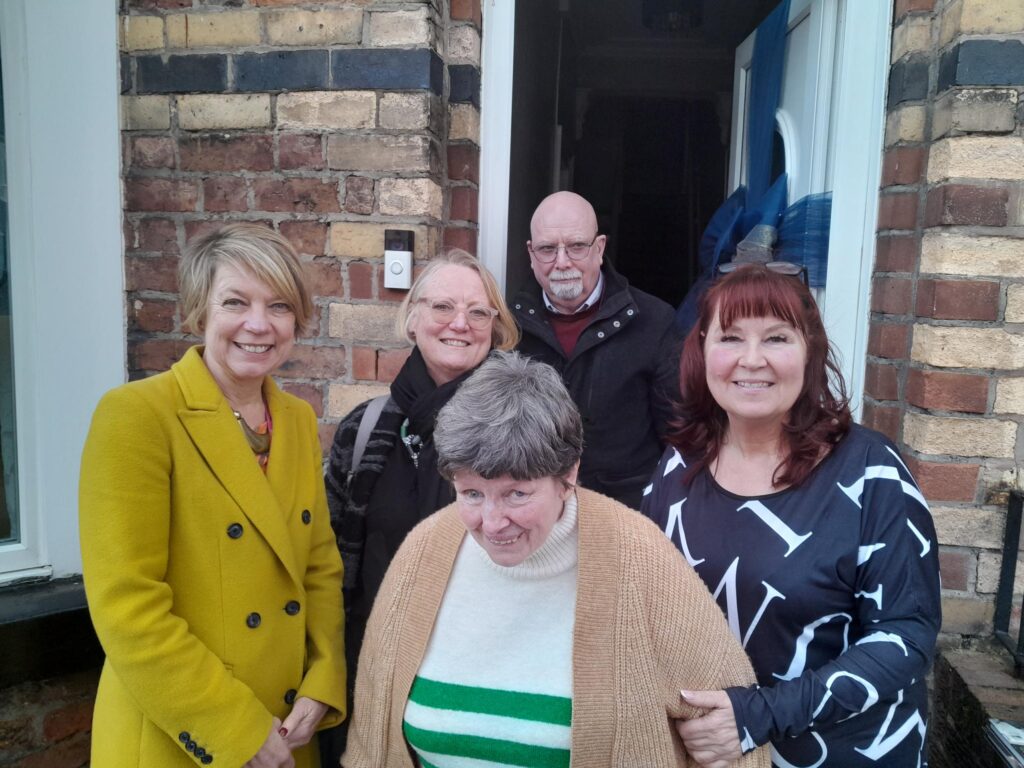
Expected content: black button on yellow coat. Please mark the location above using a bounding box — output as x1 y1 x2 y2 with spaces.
301 509 311 524
226 523 243 539
285 601 300 615
284 688 297 705
201 755 213 765
178 732 190 743
246 612 261 628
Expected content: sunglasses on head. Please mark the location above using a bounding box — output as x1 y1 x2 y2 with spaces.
716 260 809 286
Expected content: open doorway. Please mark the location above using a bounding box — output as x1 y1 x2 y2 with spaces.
503 0 778 307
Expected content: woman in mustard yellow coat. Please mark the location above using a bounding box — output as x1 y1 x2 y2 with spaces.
80 224 345 768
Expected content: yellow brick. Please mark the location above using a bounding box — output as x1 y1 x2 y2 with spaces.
961 0 1024 35
167 14 186 48
448 25 481 64
1006 285 1024 322
903 412 1015 458
938 0 962 48
921 232 1024 278
182 12 262 48
123 16 164 51
941 596 994 634
277 92 376 130
912 324 1024 369
995 378 1024 414
977 551 1024 594
928 136 1024 182
264 9 362 46
932 505 1006 550
178 94 271 130
329 221 437 260
885 105 927 145
379 93 430 130
369 9 432 47
378 178 443 219
328 303 400 343
327 383 389 419
121 95 171 130
449 104 479 143
891 16 932 62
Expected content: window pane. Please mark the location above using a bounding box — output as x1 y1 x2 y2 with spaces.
0 48 19 544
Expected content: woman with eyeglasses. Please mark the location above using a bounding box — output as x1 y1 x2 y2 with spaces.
320 249 519 765
641 264 941 767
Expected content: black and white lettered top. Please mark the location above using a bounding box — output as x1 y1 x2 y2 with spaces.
641 424 942 768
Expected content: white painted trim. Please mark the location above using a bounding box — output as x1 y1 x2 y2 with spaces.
0 0 124 581
728 0 887 418
822 0 892 419
478 0 516 290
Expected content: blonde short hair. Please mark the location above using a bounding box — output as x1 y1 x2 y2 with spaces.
180 223 314 336
395 249 519 350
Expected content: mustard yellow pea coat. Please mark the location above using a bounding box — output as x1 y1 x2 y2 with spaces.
80 346 346 768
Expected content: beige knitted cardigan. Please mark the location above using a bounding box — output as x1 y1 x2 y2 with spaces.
342 488 770 768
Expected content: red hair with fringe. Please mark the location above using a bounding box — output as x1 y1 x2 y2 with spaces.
671 264 851 488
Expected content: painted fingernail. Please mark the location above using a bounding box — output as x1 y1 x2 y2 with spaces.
279 727 289 737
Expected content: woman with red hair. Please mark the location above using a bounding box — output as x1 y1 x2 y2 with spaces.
641 264 941 768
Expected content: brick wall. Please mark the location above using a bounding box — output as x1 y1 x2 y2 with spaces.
867 0 1024 639
120 0 482 448
0 671 98 767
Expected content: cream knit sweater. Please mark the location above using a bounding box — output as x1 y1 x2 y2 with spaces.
342 488 770 768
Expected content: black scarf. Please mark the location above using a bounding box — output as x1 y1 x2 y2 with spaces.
389 346 476 519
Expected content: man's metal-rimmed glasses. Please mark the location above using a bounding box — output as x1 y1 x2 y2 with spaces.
419 299 498 330
716 260 809 286
529 237 599 264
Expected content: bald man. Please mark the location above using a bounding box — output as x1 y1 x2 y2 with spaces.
513 191 682 509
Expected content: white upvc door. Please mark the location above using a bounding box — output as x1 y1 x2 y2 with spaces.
729 0 892 416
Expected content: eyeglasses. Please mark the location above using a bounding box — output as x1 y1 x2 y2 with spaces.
419 299 498 329
529 238 599 264
716 260 809 286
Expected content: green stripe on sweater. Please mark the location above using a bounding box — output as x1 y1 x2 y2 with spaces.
403 722 570 768
408 677 572 726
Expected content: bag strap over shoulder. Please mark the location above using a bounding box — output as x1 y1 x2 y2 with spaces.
351 395 389 476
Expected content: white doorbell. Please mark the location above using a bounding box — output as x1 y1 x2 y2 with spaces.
384 230 413 290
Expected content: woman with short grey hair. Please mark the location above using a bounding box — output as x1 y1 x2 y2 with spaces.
342 351 770 768
434 350 582 484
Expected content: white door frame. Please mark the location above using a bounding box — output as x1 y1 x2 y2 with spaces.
478 0 891 415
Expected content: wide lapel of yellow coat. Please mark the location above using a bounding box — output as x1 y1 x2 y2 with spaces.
172 346 302 586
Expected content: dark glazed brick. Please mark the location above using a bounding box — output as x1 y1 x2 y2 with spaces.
331 49 443 94
449 65 480 107
234 50 329 92
137 54 228 94
887 56 930 107
939 40 1024 91
121 55 131 94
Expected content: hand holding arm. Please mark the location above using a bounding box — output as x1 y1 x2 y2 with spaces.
676 690 742 768
280 697 328 750
243 718 294 768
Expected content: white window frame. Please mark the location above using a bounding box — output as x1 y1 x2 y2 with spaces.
0 0 124 583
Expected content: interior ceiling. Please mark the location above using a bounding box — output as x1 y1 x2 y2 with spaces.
568 0 776 56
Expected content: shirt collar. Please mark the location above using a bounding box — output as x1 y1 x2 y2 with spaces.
542 272 605 315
